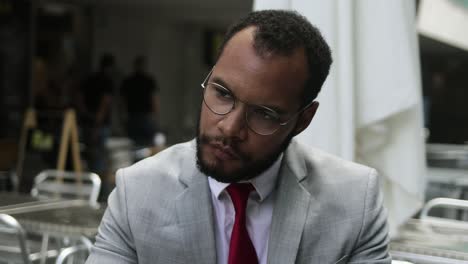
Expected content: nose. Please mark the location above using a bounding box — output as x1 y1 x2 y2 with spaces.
217 104 248 140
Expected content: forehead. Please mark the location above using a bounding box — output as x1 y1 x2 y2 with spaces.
213 27 308 111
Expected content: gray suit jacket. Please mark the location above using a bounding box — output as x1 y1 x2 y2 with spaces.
87 139 391 264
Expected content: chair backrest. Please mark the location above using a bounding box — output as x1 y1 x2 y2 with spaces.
55 244 90 264
31 170 101 208
0 214 31 264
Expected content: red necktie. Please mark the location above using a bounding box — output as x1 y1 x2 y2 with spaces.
226 183 259 264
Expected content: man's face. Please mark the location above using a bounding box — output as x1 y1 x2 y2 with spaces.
196 27 310 183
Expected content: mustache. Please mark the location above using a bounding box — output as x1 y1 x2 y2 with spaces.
199 134 232 146
199 134 247 161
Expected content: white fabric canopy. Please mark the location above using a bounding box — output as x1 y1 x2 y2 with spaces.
253 0 427 236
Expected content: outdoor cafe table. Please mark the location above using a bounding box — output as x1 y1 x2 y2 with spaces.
0 192 62 210
0 192 105 238
1 192 105 263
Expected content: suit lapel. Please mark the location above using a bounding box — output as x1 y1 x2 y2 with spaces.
267 141 320 264
175 169 217 264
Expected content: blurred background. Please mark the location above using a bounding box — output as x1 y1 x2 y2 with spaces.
0 0 253 195
1 0 468 262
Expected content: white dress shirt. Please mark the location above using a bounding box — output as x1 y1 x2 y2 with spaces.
208 154 283 264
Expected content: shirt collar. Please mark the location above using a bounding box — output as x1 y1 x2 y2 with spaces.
208 153 283 202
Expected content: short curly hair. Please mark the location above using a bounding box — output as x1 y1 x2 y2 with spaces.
217 10 332 105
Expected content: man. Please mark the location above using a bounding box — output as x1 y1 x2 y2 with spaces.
87 10 390 264
121 56 160 146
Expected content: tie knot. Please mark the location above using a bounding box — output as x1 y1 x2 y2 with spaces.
226 183 254 213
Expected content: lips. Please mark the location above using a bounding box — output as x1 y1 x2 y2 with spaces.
210 143 240 161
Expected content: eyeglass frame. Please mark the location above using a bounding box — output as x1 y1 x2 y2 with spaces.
200 67 314 136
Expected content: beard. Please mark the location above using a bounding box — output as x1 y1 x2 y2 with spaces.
195 115 294 183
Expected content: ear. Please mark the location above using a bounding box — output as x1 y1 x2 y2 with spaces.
293 101 319 136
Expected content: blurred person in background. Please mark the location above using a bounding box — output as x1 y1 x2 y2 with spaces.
81 53 115 174
121 55 160 146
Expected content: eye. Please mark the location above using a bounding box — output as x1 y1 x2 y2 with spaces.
212 84 233 99
251 107 280 122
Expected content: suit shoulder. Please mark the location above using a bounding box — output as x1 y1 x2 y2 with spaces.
117 140 196 190
291 140 376 184
288 140 379 209
289 140 382 219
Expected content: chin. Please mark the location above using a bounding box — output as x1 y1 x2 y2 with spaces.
196 146 246 183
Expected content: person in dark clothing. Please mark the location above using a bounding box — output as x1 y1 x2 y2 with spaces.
83 54 115 127
82 53 116 173
121 56 160 146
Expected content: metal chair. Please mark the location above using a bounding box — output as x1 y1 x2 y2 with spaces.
31 170 101 208
55 236 93 264
391 198 468 263
55 244 88 264
420 197 468 228
0 213 30 263
30 170 101 263
0 214 60 264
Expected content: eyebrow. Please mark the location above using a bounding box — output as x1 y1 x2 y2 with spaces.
209 76 288 115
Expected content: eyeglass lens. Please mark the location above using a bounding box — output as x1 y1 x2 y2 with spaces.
203 82 281 135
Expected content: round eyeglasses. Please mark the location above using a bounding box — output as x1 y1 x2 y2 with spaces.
201 68 313 136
